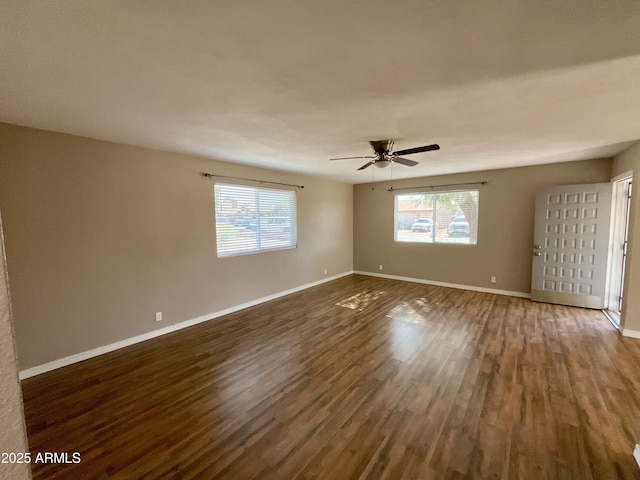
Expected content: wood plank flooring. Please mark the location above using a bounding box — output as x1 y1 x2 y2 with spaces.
21 274 640 479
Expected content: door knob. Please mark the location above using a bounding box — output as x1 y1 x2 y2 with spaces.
533 252 541 256
533 245 541 249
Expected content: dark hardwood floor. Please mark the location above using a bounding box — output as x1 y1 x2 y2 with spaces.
21 274 640 479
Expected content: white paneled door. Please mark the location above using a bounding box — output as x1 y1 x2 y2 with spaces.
531 183 612 308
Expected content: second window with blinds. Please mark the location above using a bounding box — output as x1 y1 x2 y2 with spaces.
214 183 297 258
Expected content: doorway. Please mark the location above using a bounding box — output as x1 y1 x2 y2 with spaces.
605 173 633 328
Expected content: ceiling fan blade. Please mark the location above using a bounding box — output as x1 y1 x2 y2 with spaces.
393 157 418 167
357 160 375 171
329 156 375 161
394 144 440 156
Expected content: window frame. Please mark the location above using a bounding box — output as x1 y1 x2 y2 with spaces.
214 182 298 258
394 189 479 245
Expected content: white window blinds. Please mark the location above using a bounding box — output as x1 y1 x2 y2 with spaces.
214 183 297 257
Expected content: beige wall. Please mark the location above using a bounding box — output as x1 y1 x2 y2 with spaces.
354 159 612 294
612 141 640 333
0 212 31 480
0 123 353 369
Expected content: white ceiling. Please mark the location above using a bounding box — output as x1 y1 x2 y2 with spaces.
1 0 640 183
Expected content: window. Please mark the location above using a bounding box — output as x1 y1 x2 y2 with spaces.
214 183 297 257
395 190 479 245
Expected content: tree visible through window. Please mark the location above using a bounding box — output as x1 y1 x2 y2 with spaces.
214 183 297 257
395 190 479 244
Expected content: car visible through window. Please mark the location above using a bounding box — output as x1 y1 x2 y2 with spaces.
410 218 435 232
447 216 470 237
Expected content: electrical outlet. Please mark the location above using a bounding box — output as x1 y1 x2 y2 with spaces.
490 276 496 284
155 311 162 322
379 264 383 271
324 268 327 275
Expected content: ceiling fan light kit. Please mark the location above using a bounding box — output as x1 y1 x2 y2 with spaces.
330 140 440 171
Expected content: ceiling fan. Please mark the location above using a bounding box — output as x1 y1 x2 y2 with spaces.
330 140 440 171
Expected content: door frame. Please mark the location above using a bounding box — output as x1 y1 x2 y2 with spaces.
604 171 633 327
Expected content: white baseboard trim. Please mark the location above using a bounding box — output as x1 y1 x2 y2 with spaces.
353 270 531 299
19 270 354 380
622 329 640 340
634 444 640 469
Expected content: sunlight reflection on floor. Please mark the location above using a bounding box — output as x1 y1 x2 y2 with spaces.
386 298 432 326
335 290 386 311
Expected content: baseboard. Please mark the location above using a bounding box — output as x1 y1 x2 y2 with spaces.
622 329 640 340
353 270 531 299
634 444 640 469
19 270 354 379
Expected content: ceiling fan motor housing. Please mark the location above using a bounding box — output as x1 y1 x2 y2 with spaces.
370 140 393 167
370 140 394 155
